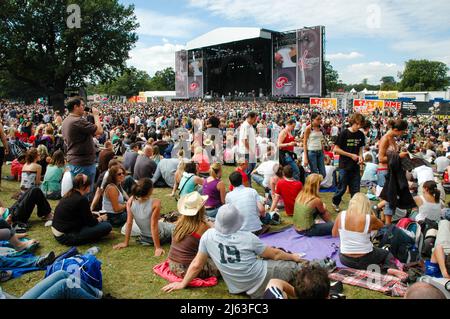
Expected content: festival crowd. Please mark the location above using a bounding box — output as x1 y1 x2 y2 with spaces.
0 97 449 299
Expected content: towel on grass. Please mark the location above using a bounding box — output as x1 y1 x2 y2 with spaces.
153 260 218 287
329 268 408 297
259 226 345 268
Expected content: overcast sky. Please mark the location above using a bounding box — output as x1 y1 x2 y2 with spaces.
120 0 450 84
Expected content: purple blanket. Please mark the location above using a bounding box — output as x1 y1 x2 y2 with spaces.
259 226 346 268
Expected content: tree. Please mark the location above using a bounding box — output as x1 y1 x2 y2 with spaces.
399 59 450 91
324 61 340 94
0 0 139 112
149 67 175 91
380 76 398 91
108 67 152 97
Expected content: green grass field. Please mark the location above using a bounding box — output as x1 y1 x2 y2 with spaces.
0 165 394 299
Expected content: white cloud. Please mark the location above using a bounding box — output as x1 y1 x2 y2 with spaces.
391 39 450 66
339 61 403 84
327 52 363 60
128 43 185 75
135 9 207 38
188 0 449 41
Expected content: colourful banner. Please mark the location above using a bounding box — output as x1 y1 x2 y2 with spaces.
310 98 337 110
378 91 398 100
272 32 297 96
353 99 384 114
297 26 323 96
384 100 401 110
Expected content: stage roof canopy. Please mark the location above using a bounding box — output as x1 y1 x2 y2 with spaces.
186 27 273 50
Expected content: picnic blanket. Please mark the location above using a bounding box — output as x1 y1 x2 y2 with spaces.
259 226 345 268
320 186 337 193
153 260 218 287
329 268 408 297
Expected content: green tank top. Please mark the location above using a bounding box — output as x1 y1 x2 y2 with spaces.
179 174 196 196
293 199 316 231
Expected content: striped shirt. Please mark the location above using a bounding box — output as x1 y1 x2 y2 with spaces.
225 185 262 232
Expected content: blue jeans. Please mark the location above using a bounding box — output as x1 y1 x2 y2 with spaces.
205 207 219 219
332 168 361 206
0 255 39 268
251 174 265 187
307 150 326 178
21 270 101 299
376 169 394 216
283 153 300 181
68 164 97 194
245 154 256 186
297 222 334 237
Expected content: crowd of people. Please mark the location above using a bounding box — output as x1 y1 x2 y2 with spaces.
0 96 450 299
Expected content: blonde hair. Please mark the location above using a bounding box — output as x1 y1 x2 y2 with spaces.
173 207 206 242
346 193 371 216
296 173 323 204
209 162 222 179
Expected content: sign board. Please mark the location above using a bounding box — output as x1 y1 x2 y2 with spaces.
310 98 338 110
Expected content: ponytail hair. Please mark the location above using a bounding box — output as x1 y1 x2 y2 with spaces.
131 178 153 199
423 180 440 203
388 119 407 131
210 162 222 179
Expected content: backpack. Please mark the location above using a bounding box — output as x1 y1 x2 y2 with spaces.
396 218 423 262
45 253 102 290
420 218 439 258
373 224 418 264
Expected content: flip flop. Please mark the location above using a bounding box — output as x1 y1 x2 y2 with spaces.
15 239 40 253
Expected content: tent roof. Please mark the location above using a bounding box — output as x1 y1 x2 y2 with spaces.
186 27 273 50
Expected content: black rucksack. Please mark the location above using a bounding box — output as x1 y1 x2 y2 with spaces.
373 224 418 263
420 218 439 259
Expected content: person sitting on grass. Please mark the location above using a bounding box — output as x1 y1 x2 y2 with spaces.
360 153 378 188
270 165 303 217
201 163 226 220
320 155 336 189
226 171 269 235
41 150 65 200
404 282 446 299
293 174 333 237
52 174 112 246
162 204 306 299
113 178 174 255
166 191 219 278
20 148 42 192
263 264 330 299
424 244 450 279
102 165 128 227
332 193 400 272
178 162 204 197
229 158 249 191
9 154 26 181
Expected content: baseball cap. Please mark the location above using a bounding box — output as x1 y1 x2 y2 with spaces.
214 204 244 235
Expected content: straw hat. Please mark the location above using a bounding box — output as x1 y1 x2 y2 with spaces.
204 139 213 147
177 192 208 216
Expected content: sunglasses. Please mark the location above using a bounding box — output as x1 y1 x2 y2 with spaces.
117 172 125 176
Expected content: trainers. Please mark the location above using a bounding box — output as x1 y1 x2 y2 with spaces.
332 203 340 212
329 280 344 295
36 251 56 268
0 270 12 282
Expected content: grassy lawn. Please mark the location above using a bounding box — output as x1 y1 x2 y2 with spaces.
0 165 394 299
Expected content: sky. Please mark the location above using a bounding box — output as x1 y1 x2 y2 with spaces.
120 0 450 85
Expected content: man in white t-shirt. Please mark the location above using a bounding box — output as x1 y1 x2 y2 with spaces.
412 165 434 186
251 161 280 189
435 155 450 173
238 112 257 183
161 204 306 299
